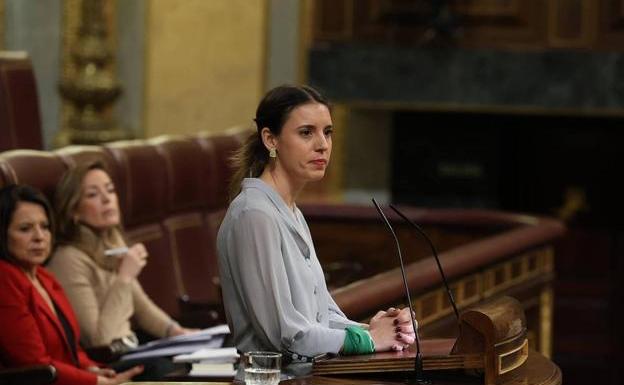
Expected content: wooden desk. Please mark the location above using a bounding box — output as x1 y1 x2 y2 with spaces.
124 351 560 385
123 382 231 385
283 350 561 385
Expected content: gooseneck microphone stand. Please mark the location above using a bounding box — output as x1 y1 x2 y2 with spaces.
372 198 430 384
389 204 460 322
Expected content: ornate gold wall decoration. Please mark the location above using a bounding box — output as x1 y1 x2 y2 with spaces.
58 0 128 145
539 288 553 358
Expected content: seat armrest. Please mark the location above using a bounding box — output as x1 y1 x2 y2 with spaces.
0 364 56 385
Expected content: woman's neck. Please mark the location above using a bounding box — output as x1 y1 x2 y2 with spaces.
21 264 38 281
259 166 304 210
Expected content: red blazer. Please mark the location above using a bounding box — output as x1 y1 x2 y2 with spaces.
0 260 97 385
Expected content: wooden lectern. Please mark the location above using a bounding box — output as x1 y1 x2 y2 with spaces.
300 296 561 385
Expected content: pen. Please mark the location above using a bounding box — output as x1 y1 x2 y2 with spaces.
104 247 129 257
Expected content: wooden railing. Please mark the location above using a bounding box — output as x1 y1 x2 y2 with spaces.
302 204 565 357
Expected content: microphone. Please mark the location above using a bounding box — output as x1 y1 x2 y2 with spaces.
388 204 460 322
371 198 429 384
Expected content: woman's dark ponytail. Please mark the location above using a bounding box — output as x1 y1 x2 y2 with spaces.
228 85 329 200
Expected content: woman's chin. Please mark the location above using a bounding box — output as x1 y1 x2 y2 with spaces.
306 170 326 182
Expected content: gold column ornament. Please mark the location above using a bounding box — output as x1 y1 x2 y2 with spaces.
58 0 129 145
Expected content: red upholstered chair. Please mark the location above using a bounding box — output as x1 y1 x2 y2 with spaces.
0 150 67 202
151 136 224 326
192 129 248 322
54 145 117 180
0 52 44 152
196 127 249 209
104 140 182 319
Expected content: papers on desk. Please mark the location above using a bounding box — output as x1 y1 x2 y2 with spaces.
188 364 236 378
173 347 239 377
173 347 239 363
188 365 237 377
120 324 229 361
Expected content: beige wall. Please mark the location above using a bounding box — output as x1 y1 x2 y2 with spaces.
0 0 4 49
143 0 266 137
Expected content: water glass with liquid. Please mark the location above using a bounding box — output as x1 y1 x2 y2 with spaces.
244 351 281 385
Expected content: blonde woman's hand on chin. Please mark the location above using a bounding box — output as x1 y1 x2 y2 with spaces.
117 243 148 282
368 307 418 352
96 365 144 385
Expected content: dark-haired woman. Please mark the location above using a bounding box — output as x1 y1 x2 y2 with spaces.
217 85 417 376
0 184 142 385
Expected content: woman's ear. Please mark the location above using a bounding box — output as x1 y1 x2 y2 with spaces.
260 127 278 152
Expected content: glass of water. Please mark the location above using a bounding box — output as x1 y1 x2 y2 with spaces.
244 351 281 385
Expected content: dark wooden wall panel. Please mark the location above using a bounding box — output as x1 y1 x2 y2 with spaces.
312 0 624 50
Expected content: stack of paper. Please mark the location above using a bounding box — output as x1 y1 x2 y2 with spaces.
173 347 239 377
120 324 230 361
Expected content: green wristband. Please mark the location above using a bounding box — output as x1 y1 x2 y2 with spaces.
342 326 375 355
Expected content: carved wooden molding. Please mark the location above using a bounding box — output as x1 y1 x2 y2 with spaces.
454 0 520 17
313 0 354 41
547 0 598 48
312 0 624 50
597 0 624 48
406 246 554 326
357 246 555 356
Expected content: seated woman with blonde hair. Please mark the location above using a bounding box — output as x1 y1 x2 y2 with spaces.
47 161 194 354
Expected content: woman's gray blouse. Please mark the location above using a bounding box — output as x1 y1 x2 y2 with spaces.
217 178 360 365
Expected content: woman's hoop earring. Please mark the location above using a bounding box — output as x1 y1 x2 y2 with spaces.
269 148 277 158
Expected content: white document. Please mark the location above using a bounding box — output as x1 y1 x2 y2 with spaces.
120 336 225 361
173 347 239 363
127 324 230 353
188 367 237 377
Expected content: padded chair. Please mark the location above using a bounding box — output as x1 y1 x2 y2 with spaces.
152 135 225 327
104 139 183 320
0 364 56 385
0 51 44 151
0 149 67 202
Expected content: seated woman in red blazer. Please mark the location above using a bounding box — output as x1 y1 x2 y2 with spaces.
0 184 143 385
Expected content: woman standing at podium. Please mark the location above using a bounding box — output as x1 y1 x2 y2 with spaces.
217 85 416 376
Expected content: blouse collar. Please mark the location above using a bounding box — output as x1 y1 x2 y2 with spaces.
241 178 312 258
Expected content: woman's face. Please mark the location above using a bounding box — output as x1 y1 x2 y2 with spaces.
75 169 120 230
270 102 333 184
8 202 52 269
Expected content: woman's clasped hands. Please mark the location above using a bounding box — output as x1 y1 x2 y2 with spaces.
368 307 418 352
